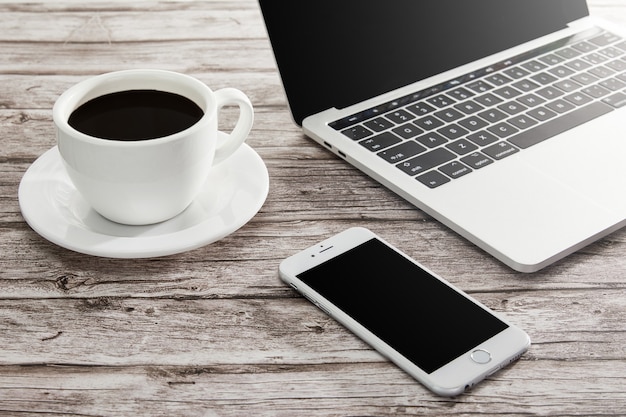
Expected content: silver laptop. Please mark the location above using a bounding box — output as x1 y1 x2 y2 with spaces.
259 1 626 272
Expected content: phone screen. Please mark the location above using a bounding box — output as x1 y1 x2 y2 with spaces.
297 238 509 374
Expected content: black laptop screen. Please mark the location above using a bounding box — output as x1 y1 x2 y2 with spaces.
259 0 589 125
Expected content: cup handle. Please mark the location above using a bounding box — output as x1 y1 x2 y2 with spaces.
213 88 254 165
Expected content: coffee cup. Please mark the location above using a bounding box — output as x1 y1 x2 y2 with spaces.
53 69 253 225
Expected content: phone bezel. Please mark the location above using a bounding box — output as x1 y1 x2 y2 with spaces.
279 227 530 396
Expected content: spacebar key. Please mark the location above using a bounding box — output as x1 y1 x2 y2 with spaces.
508 101 613 149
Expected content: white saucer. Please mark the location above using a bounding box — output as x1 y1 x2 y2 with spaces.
18 138 269 258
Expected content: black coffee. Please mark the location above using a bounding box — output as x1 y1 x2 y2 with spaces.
68 89 204 141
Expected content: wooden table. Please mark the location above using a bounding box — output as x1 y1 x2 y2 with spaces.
1 1 625 415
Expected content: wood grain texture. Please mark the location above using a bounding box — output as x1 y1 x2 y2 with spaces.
1 1 625 416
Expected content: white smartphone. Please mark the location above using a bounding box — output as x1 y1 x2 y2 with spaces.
279 227 530 396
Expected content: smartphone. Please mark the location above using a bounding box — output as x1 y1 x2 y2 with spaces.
279 227 530 396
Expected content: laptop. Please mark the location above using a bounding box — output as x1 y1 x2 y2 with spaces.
258 0 626 272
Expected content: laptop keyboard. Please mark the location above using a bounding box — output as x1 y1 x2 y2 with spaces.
330 28 626 188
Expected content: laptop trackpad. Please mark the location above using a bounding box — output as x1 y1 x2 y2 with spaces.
523 109 626 214
437 134 625 271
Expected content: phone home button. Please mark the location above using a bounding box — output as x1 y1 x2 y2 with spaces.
470 349 492 364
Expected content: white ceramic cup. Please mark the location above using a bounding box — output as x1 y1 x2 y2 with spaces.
53 69 253 225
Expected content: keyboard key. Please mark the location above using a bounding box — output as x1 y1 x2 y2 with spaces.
553 79 581 93
478 108 508 123
453 100 484 114
521 60 547 72
460 152 494 169
434 108 464 122
439 161 472 179
536 86 565 100
416 170 450 188
555 47 581 59
437 124 469 140
571 72 599 85
447 87 475 100
600 46 624 58
485 73 512 86
497 101 528 115
549 66 575 78
530 72 559 85
564 91 593 106
446 139 478 155
416 132 448 148
602 91 626 108
427 94 456 108
397 148 456 176
588 66 615 79
493 86 522 99
488 122 519 138
458 116 488 131
392 123 423 139
582 84 611 98
378 140 426 163
565 59 591 71
602 93 626 109
414 115 444 130
571 41 597 53
599 46 624 58
606 59 626 72
360 131 401 151
385 109 415 124
538 54 565 66
474 92 503 107
406 102 436 116
546 99 575 114
466 80 493 93
527 106 557 122
342 125 372 140
483 141 520 160
467 130 499 147
507 114 538 130
516 93 546 107
512 79 541 92
589 32 622 47
503 67 530 79
508 101 613 149
582 52 608 65
364 117 394 132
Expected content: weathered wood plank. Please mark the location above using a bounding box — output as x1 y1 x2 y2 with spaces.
0 73 285 111
0 1 267 43
0 360 624 417
0 39 277 76
0 290 623 365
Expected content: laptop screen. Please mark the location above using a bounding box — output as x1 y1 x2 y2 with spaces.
259 0 589 125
